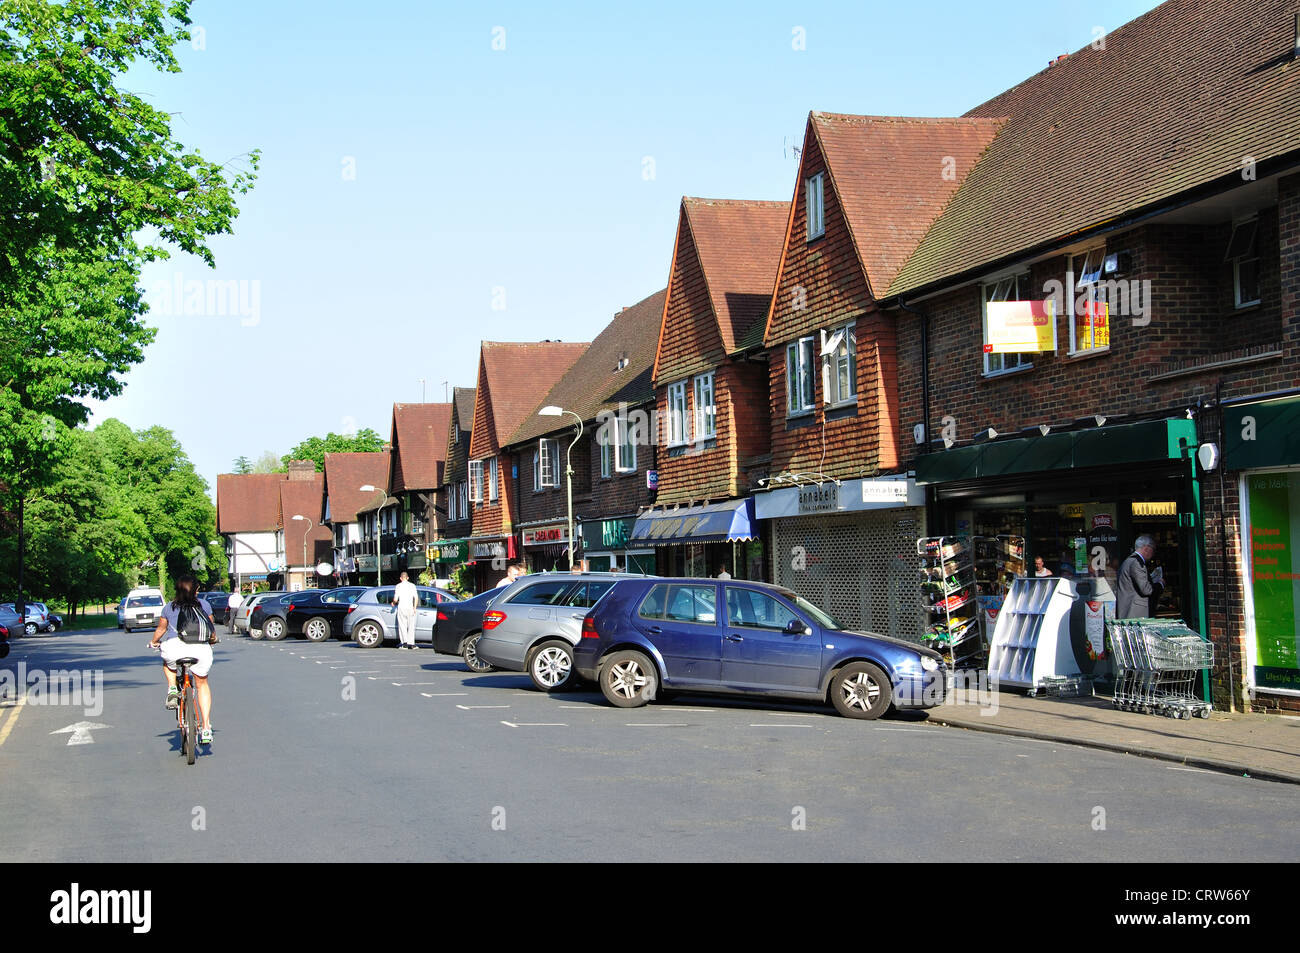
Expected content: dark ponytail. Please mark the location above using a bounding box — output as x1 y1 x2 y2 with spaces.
173 574 200 610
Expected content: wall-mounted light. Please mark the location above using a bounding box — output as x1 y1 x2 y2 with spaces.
1094 415 1107 427
1038 424 1051 436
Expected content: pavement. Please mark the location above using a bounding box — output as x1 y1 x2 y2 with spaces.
932 682 1300 784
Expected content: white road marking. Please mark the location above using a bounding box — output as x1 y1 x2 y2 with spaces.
1167 766 1216 775
51 721 111 746
501 721 567 728
873 727 937 733
457 705 510 710
750 723 812 728
421 693 469 697
626 723 690 727
392 682 445 686
347 671 382 675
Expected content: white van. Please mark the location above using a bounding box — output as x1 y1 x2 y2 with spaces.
123 588 165 632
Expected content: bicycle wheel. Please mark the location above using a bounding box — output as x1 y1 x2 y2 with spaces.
183 681 197 765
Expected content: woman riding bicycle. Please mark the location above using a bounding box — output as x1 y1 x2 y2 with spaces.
149 574 217 745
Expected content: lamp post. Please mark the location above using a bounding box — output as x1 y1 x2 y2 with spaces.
291 515 313 589
538 405 583 570
359 485 395 586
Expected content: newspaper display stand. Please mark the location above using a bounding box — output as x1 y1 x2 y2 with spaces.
973 534 1024 648
1106 619 1213 719
917 536 982 666
986 576 1080 691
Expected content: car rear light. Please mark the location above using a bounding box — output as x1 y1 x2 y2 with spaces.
287 605 295 612
347 605 357 614
482 610 506 631
581 616 599 639
437 610 449 622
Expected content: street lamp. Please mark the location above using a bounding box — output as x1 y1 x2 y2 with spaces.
291 515 313 589
538 405 583 571
360 485 395 586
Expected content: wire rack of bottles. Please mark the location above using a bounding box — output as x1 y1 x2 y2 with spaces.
917 535 983 665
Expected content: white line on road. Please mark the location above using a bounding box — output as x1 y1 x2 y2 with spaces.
457 705 510 710
873 728 938 733
348 671 381 674
501 721 567 728
392 682 446 686
1167 766 1217 775
750 723 812 728
421 693 469 697
626 723 690 727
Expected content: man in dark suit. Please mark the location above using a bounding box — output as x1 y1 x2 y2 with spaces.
1116 535 1162 618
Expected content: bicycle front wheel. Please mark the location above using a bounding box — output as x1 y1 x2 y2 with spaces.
183 682 197 765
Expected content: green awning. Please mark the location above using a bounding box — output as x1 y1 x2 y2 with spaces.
1225 396 1300 469
915 418 1197 485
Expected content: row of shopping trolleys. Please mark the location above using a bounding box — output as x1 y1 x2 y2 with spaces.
1106 619 1214 719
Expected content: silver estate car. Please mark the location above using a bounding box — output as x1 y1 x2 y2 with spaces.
234 591 284 636
475 572 647 692
343 585 461 648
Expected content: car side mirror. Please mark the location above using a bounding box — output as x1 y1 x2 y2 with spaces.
785 619 809 635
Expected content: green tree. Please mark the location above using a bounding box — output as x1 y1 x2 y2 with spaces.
232 455 252 474
281 429 386 472
251 450 281 474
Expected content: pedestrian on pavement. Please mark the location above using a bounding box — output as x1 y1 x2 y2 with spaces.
226 587 244 635
495 561 524 589
1116 534 1163 618
392 571 418 649
716 565 732 579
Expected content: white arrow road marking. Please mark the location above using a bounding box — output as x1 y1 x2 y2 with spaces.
421 693 469 697
51 721 111 746
457 705 510 710
501 721 567 728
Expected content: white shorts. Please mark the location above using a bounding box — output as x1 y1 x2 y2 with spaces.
160 638 213 678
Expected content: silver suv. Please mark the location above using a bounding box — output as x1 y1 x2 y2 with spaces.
344 585 460 648
476 573 646 692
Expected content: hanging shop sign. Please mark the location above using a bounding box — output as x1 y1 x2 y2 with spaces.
983 299 1056 354
523 525 569 546
1244 471 1300 692
798 483 840 514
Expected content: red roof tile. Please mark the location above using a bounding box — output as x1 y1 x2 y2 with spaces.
389 402 452 492
277 474 333 564
468 342 589 459
216 473 286 534
321 451 391 523
890 0 1300 296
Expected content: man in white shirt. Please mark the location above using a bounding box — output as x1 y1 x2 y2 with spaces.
392 571 419 649
226 587 244 634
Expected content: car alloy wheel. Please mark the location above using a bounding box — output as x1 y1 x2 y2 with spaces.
527 642 574 692
24 622 37 637
461 633 494 673
830 662 892 720
599 650 656 709
355 621 382 648
303 618 330 642
263 618 286 641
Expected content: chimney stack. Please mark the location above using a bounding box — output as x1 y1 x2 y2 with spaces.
287 459 316 480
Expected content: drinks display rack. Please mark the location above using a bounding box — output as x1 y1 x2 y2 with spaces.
916 535 983 665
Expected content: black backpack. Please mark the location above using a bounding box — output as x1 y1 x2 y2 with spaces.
176 603 214 644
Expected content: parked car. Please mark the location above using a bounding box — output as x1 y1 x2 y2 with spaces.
116 598 127 629
122 589 165 633
249 592 301 641
343 585 461 648
199 592 232 626
251 588 366 642
0 605 25 639
573 578 948 720
432 589 502 672
0 603 45 636
475 572 638 691
233 591 285 636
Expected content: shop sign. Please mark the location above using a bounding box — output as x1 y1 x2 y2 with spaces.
599 518 633 550
1245 472 1300 692
647 469 659 491
798 483 840 514
983 299 1056 354
427 540 469 562
523 525 568 546
471 541 506 559
860 481 909 504
1132 501 1176 517
1074 300 1109 350
356 555 377 571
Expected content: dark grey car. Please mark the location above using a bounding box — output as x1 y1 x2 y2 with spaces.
475 572 647 691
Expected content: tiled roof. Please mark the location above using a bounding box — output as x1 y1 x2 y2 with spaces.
507 288 667 447
889 0 1300 297
322 451 391 523
216 473 285 534
683 198 788 353
809 112 1003 298
453 387 476 431
390 402 452 492
276 474 333 563
468 341 589 459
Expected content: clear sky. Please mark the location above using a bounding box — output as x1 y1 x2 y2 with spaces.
85 0 1163 496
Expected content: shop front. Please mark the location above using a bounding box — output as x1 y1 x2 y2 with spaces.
467 537 512 591
1225 395 1300 701
581 516 656 575
915 418 1210 658
426 538 469 585
629 498 763 580
520 521 574 573
758 476 927 640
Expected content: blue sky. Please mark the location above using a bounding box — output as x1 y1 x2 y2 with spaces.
85 0 1163 495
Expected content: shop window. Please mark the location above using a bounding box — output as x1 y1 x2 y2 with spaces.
786 336 815 415
1068 248 1110 354
982 273 1032 375
667 381 690 446
806 173 825 241
821 323 856 404
693 372 716 440
1227 218 1260 308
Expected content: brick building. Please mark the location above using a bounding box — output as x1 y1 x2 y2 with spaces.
276 461 333 591
321 450 391 587
385 402 452 578
430 386 476 581
506 288 666 574
633 197 788 578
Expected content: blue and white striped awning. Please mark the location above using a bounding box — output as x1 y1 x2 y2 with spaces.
630 498 757 545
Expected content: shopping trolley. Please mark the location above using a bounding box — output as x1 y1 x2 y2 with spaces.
1106 619 1213 719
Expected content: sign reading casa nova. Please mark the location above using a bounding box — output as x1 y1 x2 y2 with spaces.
798 483 840 514
523 525 568 546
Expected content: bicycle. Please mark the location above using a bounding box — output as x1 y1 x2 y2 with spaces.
151 642 202 765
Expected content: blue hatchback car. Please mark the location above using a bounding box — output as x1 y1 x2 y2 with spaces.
574 578 947 719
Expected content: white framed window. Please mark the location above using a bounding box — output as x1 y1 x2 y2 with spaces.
600 437 612 478
786 336 815 415
806 173 825 241
468 460 484 503
459 481 468 519
615 417 637 472
821 323 857 404
982 273 1032 375
693 372 716 440
534 439 558 489
667 381 690 446
488 457 498 502
1227 218 1260 308
452 420 459 443
1068 248 1110 354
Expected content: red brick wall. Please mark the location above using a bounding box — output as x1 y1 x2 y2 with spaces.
654 364 761 505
